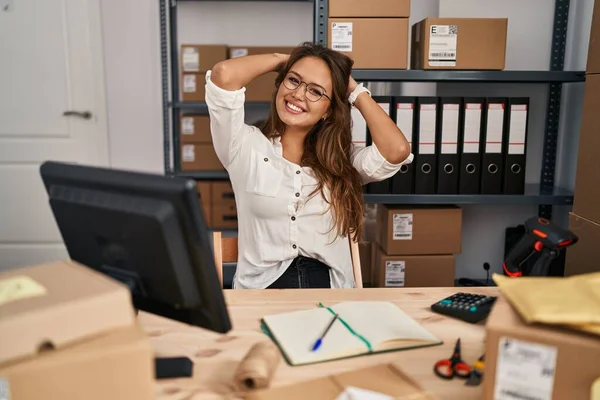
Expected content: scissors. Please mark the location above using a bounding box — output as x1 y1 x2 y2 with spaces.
433 338 472 380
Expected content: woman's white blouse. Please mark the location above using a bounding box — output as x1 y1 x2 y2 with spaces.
204 70 414 289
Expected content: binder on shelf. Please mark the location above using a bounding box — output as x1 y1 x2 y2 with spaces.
481 98 507 194
391 97 416 194
414 97 438 194
351 104 367 149
458 98 485 194
366 97 393 194
503 98 530 194
437 97 462 194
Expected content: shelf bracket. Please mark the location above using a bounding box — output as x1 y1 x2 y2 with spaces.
313 0 327 45
539 0 570 220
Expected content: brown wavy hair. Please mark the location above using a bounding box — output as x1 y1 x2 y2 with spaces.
260 42 364 242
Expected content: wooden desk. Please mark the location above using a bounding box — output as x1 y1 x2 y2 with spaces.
139 287 499 400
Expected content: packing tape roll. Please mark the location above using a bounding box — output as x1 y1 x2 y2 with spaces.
234 340 281 391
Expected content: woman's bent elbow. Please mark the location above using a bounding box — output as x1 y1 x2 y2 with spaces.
388 143 411 165
211 62 234 89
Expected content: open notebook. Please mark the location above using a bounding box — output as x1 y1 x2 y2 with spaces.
261 301 443 366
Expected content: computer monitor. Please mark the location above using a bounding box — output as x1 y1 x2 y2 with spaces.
39 161 232 335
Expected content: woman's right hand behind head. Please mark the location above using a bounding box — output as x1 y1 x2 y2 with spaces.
273 53 290 72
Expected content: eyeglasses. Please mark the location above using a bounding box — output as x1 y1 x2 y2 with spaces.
282 74 331 102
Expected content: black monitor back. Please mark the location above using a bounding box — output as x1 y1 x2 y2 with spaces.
40 161 231 334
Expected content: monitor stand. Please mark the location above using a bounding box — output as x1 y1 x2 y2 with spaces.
101 265 195 380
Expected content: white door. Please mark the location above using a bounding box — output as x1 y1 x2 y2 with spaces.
0 0 110 269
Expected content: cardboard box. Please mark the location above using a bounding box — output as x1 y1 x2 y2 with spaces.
328 18 408 69
181 72 206 102
371 245 455 288
245 362 435 400
0 324 154 400
587 0 600 73
572 74 600 223
196 182 212 226
375 205 462 255
565 213 600 276
212 203 238 229
411 18 508 70
328 0 410 18
211 181 235 204
211 182 237 229
181 144 224 171
483 295 600 400
228 46 295 101
181 115 211 143
0 261 136 366
180 44 228 73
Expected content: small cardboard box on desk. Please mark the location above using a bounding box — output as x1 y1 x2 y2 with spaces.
371 205 461 287
483 295 600 400
0 260 154 400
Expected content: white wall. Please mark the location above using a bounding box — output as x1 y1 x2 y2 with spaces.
100 0 164 174
98 0 593 280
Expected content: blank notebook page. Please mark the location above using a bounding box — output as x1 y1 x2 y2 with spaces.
330 301 440 347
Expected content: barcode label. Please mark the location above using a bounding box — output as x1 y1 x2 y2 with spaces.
385 261 405 287
393 213 413 240
430 52 456 58
429 25 457 67
331 22 353 52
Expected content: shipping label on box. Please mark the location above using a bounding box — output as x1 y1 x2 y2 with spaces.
428 24 458 67
182 144 195 162
331 22 353 52
392 213 413 240
182 47 200 72
183 74 197 93
493 337 558 400
182 117 195 135
230 48 249 58
385 260 405 287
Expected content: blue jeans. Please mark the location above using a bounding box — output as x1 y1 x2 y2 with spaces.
267 256 331 289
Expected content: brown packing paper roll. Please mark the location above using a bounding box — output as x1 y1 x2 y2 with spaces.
234 341 281 391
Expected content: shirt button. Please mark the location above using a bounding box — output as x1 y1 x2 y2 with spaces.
295 192 300 197
264 157 268 162
291 216 296 221
296 170 301 174
292 244 297 249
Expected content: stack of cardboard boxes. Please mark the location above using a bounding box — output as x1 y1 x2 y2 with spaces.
0 261 154 400
369 205 461 288
179 44 295 173
196 181 238 230
181 114 223 172
565 1 600 277
327 0 507 71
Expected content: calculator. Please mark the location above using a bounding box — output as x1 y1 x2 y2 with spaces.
430 292 497 324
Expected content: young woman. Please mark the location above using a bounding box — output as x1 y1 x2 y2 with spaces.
205 42 412 289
